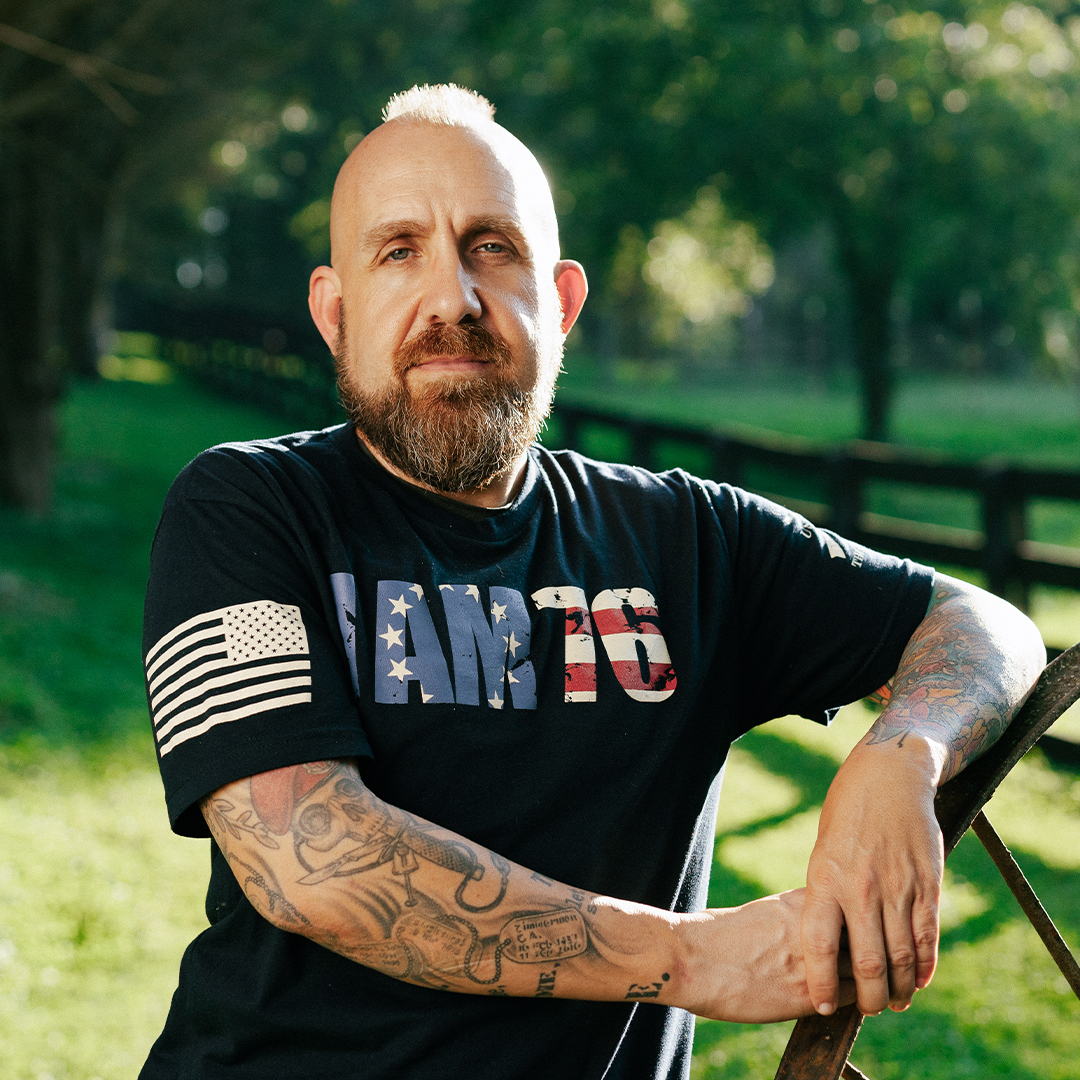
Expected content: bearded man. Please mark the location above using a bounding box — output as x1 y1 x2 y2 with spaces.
140 85 1043 1079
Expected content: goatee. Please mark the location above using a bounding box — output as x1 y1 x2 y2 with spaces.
335 315 558 495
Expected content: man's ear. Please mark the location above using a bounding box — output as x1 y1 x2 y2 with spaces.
308 266 342 350
553 260 588 334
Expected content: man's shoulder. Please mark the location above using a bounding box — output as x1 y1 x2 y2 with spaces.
169 423 355 504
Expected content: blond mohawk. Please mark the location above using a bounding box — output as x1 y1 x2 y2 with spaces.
382 83 496 126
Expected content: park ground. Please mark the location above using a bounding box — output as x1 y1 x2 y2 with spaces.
0 365 1078 1079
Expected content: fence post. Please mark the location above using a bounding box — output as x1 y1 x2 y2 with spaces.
628 421 653 471
559 409 582 454
706 436 742 488
826 448 862 540
981 464 1027 610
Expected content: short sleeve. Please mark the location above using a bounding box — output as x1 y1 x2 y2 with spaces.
143 447 371 837
719 486 935 728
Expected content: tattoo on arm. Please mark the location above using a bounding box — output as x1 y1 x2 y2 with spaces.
200 761 603 993
864 583 1018 780
625 973 671 1000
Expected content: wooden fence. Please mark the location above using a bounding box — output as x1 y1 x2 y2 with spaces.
554 403 1080 612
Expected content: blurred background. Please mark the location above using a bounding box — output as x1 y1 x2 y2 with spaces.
1 1 1079 1077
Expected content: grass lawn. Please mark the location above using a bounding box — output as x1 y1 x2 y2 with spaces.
0 370 1078 1078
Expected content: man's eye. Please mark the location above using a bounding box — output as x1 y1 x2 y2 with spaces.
477 242 506 254
386 248 411 261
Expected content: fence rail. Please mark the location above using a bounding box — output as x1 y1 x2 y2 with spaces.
555 403 1080 609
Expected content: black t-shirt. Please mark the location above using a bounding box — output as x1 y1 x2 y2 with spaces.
140 423 933 1080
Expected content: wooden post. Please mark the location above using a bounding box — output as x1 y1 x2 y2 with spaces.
826 448 862 540
629 421 653 471
560 409 582 454
980 464 1027 610
706 435 742 488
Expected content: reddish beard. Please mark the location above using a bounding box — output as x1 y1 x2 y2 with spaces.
335 314 555 494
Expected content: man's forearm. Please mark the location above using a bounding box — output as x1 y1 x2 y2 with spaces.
202 760 830 1023
204 760 678 1003
864 573 1045 783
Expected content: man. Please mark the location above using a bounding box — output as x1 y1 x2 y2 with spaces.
140 85 1044 1078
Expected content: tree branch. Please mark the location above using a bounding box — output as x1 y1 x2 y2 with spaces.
0 21 167 94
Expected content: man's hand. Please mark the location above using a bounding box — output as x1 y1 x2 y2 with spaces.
803 741 943 1016
679 890 857 1024
801 573 1044 1017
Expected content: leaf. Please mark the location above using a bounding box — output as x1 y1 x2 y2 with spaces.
255 828 280 850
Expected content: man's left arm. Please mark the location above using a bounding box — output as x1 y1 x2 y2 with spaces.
801 572 1045 1018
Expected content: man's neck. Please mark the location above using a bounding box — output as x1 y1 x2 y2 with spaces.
355 430 527 509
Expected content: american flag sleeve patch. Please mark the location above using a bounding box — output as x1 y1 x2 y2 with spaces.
145 601 312 756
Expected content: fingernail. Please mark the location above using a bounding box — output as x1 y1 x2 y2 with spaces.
816 1002 835 1016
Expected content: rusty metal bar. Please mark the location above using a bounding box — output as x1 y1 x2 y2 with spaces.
971 811 1080 1000
773 1003 863 1080
775 642 1080 1080
841 1062 873 1080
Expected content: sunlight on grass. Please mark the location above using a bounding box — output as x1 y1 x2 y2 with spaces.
713 748 801 834
984 755 1080 870
0 741 207 1080
717 809 820 895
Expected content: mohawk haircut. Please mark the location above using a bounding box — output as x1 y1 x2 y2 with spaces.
382 83 496 126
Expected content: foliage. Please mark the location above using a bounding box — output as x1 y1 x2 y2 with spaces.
4 0 1080 510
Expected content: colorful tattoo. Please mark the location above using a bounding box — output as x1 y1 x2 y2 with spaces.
865 584 1019 781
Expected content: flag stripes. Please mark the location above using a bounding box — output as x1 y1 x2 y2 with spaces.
145 601 311 756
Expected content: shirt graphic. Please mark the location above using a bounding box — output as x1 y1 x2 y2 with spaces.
145 601 312 756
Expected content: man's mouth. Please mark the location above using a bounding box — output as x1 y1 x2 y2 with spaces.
409 355 490 375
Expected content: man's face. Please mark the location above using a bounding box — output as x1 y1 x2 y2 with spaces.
325 121 570 494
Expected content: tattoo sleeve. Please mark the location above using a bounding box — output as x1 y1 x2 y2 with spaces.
863 575 1044 783
200 760 671 1002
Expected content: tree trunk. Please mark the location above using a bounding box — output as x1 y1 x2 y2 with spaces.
0 121 115 512
0 132 61 512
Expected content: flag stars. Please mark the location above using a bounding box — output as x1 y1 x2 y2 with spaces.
491 601 507 624
409 584 425 599
503 631 521 657
388 657 413 682
488 691 504 710
465 584 481 602
379 624 404 650
389 594 412 618
421 687 434 703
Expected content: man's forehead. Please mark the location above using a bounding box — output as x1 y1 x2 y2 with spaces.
331 119 557 264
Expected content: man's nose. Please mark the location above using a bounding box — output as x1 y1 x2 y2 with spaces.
422 251 483 325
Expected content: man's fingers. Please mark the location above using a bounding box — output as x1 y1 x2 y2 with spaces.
881 877 939 1010
844 906 891 1016
910 888 940 993
800 895 845 1015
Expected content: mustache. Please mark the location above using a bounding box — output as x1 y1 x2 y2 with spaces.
394 323 513 375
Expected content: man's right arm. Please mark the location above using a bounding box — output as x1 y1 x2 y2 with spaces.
203 759 852 1023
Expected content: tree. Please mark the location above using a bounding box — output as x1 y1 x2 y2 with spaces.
434 0 1080 439
0 0 291 511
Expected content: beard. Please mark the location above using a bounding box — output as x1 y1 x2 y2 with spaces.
335 311 561 495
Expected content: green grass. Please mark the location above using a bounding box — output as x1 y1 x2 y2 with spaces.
1 372 1078 1078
